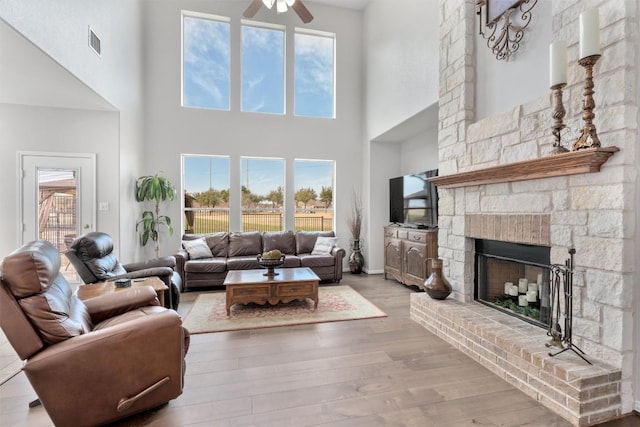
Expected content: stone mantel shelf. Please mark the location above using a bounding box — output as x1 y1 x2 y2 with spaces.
429 147 620 189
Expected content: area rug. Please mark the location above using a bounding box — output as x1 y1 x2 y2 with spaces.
182 285 387 334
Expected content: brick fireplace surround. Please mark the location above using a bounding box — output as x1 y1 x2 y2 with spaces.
409 1 639 426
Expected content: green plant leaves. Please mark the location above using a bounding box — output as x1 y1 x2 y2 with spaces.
135 173 176 255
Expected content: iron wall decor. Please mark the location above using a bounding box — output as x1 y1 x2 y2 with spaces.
476 0 538 61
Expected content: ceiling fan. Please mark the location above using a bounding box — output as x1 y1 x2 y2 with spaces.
243 0 314 23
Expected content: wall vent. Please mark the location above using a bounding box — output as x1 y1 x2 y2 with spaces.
88 26 101 57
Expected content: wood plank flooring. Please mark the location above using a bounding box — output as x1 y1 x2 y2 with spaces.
1 273 638 426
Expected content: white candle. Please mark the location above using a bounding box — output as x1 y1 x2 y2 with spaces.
518 278 528 294
509 284 519 296
537 273 543 285
549 41 567 87
519 295 529 307
579 9 600 59
504 282 513 294
526 290 537 302
528 283 538 294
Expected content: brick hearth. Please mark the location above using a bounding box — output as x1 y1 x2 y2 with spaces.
410 294 622 426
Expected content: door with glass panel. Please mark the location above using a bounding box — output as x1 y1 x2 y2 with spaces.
19 152 96 256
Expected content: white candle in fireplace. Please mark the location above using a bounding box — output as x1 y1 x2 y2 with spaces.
528 282 538 294
519 295 529 307
509 284 519 296
504 282 513 294
526 290 537 302
518 278 528 294
537 273 543 285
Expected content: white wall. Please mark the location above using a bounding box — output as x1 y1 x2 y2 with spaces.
363 0 440 272
141 0 364 257
475 0 552 120
0 0 144 261
400 127 439 174
0 105 120 257
364 0 439 140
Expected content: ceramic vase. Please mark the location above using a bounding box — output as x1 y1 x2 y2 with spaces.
349 239 365 274
424 258 452 300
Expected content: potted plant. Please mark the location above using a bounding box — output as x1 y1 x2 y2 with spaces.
135 172 176 257
348 191 364 274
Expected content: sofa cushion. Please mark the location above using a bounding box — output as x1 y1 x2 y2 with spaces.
262 231 296 254
281 255 302 268
182 238 213 260
227 256 261 270
184 258 227 274
296 231 335 255
311 236 338 255
183 233 228 257
229 232 262 257
300 254 335 268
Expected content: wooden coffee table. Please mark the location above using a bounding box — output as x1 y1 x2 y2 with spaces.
77 276 168 307
224 267 320 316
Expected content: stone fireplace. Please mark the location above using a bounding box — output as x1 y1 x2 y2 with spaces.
406 2 639 425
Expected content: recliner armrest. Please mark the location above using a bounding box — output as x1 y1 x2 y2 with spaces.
84 286 160 323
111 266 174 281
123 256 176 272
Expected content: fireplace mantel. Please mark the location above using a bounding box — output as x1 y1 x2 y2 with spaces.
429 147 619 189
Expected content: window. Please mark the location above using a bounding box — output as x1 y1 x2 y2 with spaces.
294 29 335 118
241 157 285 231
241 22 285 114
182 12 230 110
182 155 231 233
294 159 334 231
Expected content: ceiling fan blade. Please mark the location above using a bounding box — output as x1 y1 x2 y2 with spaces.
291 0 313 23
243 0 263 18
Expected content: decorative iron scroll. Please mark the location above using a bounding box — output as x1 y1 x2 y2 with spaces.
476 0 538 61
546 249 591 364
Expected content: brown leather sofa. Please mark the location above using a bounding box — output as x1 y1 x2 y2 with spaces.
175 230 345 290
0 240 189 427
66 231 182 310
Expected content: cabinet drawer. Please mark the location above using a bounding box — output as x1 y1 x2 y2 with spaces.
278 282 315 296
384 228 398 238
408 231 427 242
397 229 408 239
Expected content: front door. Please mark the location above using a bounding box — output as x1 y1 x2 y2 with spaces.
19 152 96 251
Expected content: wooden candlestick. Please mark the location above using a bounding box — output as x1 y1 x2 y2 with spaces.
551 83 568 154
573 54 601 151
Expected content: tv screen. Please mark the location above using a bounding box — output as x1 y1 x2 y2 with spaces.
389 169 438 228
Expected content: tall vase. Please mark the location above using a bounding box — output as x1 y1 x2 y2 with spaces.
349 239 365 274
424 258 452 300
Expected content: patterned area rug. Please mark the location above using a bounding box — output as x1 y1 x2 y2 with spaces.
182 285 387 334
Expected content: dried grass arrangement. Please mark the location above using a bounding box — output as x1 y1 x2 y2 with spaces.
348 191 363 241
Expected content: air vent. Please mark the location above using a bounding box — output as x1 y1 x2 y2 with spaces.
88 26 101 57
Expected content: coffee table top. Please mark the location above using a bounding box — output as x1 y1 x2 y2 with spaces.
224 267 319 285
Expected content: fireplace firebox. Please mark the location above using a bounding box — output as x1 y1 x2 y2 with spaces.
475 239 551 328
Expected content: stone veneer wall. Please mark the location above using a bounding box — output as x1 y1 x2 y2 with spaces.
434 0 639 416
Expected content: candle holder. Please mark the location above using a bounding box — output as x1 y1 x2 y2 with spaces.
550 83 569 154
573 54 601 151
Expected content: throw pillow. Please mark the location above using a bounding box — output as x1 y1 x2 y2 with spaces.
311 236 338 255
182 238 213 260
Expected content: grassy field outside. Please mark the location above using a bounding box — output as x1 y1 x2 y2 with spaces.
186 209 333 234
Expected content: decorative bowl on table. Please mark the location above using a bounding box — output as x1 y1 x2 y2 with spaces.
257 254 285 276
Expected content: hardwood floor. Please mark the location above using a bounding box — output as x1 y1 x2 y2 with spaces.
1 274 638 426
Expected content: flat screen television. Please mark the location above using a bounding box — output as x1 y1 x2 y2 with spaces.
389 169 438 228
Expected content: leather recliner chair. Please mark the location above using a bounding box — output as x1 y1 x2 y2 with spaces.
0 240 189 427
66 231 181 310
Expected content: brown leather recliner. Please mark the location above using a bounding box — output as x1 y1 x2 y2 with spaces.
66 231 182 310
0 240 189 427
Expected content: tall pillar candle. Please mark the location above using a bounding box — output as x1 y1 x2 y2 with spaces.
518 278 528 294
579 8 600 59
549 41 567 87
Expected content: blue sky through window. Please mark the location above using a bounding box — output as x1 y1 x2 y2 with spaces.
294 32 334 118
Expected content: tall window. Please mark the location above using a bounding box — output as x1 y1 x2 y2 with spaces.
294 160 334 231
241 22 285 114
182 12 230 110
294 29 335 118
182 155 231 233
241 157 285 231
